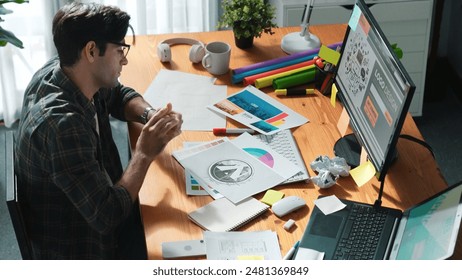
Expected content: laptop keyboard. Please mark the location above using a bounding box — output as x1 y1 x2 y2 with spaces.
333 204 389 260
254 130 310 184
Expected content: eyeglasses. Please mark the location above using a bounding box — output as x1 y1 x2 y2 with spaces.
108 41 131 58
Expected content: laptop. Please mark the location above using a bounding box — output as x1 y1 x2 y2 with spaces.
298 181 462 260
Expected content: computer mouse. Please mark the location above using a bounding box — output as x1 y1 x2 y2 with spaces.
272 196 306 217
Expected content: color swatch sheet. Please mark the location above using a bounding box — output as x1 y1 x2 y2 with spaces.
207 85 308 135
183 142 224 199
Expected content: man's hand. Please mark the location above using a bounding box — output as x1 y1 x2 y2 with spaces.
135 103 183 161
117 102 182 201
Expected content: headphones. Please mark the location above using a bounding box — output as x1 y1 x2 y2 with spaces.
157 38 206 63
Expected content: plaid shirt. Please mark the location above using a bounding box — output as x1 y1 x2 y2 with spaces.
15 57 142 259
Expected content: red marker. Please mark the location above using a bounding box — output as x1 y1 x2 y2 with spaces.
213 128 255 135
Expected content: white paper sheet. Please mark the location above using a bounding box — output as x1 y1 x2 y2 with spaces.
182 142 223 198
173 133 302 203
294 247 325 260
180 141 285 204
314 195 347 215
143 69 226 131
232 132 302 180
203 231 282 260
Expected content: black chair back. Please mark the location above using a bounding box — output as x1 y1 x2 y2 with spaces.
5 131 33 260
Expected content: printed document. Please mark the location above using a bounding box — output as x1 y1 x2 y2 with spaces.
172 133 302 203
207 85 308 135
143 69 226 131
203 231 282 260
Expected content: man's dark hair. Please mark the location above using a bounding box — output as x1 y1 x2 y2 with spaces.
52 2 134 67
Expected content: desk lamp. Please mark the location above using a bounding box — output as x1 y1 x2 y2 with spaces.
281 0 321 54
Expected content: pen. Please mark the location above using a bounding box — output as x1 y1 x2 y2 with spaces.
283 240 300 260
213 128 255 135
275 88 315 96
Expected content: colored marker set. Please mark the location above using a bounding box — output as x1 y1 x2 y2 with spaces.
275 44 342 98
231 42 342 92
232 43 342 96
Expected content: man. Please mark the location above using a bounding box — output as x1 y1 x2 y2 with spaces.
14 2 182 259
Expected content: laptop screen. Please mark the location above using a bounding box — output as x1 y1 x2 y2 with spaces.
393 183 462 259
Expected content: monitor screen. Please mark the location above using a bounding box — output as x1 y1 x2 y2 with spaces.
333 0 415 181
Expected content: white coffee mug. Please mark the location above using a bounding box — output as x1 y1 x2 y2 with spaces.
202 41 231 75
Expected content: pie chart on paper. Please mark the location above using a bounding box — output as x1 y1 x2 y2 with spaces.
243 148 275 168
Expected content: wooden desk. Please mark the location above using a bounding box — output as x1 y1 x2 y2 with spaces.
120 25 459 260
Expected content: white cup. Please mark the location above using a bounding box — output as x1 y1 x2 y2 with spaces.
202 41 231 75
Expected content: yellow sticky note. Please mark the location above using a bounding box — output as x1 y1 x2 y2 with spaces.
337 107 350 137
319 45 341 66
360 147 368 165
350 161 376 187
331 83 338 107
237 255 265 260
261 189 285 206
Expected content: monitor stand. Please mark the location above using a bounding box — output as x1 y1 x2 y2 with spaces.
333 134 362 168
334 133 399 169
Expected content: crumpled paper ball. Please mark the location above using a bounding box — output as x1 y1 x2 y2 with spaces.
310 155 350 188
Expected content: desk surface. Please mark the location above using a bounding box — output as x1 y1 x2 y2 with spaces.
120 25 460 260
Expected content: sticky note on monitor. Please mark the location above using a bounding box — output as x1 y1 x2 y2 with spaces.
336 107 350 137
331 83 338 107
319 45 341 66
348 4 361 31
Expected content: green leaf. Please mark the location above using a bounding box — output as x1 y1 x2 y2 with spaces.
0 25 23 48
394 48 403 59
391 43 403 59
0 0 28 48
0 0 28 5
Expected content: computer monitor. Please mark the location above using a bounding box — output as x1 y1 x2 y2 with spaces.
333 0 415 183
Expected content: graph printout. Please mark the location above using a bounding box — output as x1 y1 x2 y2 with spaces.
208 85 308 135
173 133 302 203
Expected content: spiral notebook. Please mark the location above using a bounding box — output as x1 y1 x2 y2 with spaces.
188 197 269 232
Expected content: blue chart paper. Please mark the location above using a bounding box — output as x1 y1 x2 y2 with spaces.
207 85 308 135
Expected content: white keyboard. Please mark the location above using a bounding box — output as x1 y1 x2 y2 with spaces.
254 129 310 184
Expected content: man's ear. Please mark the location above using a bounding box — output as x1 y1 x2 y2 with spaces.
85 41 97 62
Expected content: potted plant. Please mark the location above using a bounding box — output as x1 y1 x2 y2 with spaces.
0 0 28 49
217 0 277 49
